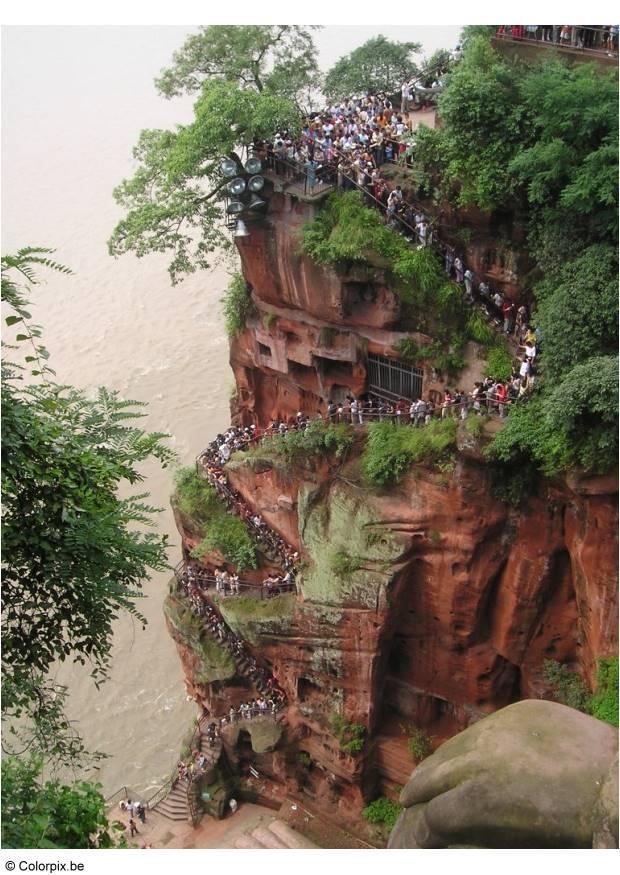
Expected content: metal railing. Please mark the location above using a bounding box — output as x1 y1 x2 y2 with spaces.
495 25 618 56
264 152 335 197
174 561 296 600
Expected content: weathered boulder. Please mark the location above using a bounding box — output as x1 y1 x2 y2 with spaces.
388 700 619 849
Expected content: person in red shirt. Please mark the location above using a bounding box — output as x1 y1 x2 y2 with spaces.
496 382 508 417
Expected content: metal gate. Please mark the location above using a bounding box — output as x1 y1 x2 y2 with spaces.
367 353 423 403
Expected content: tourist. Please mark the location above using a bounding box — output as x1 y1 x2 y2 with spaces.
129 818 140 838
502 300 515 335
454 256 464 284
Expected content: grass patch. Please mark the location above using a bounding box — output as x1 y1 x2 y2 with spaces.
212 592 295 623
543 659 589 711
465 413 485 440
191 514 257 571
361 419 457 488
331 550 363 578
241 419 354 466
362 797 402 831
173 467 258 571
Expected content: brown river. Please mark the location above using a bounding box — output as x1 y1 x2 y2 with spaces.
1 24 460 797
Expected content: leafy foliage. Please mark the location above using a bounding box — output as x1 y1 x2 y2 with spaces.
173 467 258 571
324 34 421 101
110 25 319 281
154 25 320 110
484 344 513 381
108 82 300 283
1 757 125 849
533 245 618 381
362 796 402 831
2 252 173 767
542 659 589 711
221 272 256 338
247 419 354 466
192 514 258 571
302 191 470 362
329 713 366 755
489 357 618 475
587 656 619 727
362 419 457 488
407 727 433 762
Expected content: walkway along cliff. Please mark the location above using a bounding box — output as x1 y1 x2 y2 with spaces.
165 160 618 828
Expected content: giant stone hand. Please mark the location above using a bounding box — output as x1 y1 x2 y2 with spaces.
388 700 618 849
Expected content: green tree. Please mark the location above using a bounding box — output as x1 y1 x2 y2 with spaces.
323 35 421 102
414 37 525 211
1 756 125 849
1 249 174 766
154 25 320 107
534 245 618 381
109 26 320 283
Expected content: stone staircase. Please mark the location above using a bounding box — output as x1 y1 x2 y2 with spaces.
152 733 223 823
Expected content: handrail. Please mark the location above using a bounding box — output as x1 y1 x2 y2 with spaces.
494 25 618 56
105 785 130 807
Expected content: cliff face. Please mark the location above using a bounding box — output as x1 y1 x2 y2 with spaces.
169 181 618 820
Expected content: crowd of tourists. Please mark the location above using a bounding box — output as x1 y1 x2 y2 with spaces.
259 92 532 329
496 24 618 53
177 568 287 708
198 429 300 574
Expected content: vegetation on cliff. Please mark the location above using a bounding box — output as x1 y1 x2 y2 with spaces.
361 419 457 488
301 190 481 372
222 272 256 337
543 657 619 727
174 467 257 570
411 36 618 476
164 592 237 683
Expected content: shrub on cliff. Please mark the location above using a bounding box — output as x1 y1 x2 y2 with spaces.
587 656 619 727
191 514 257 571
362 797 402 831
256 419 354 465
542 660 589 712
362 419 457 488
174 466 220 520
222 272 256 338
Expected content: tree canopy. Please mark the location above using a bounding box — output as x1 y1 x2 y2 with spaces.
323 35 421 102
410 36 618 479
1 756 125 849
1 248 174 768
155 25 320 106
109 26 319 283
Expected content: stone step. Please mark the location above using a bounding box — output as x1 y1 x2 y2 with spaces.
234 834 267 849
252 825 289 849
267 819 318 849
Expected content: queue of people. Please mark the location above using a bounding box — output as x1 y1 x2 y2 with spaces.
176 570 287 708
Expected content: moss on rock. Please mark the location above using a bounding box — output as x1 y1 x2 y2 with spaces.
164 593 237 683
298 482 401 607
212 593 296 647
